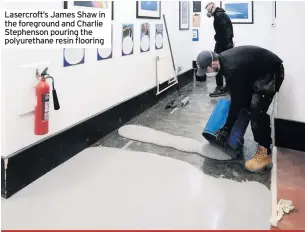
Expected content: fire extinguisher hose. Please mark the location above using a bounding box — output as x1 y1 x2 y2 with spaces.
39 67 60 110
46 75 60 110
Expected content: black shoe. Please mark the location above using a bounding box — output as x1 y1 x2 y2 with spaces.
222 85 230 94
209 86 229 98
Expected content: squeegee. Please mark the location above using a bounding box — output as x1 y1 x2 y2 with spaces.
163 14 190 109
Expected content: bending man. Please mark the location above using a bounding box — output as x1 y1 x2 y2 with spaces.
196 45 284 172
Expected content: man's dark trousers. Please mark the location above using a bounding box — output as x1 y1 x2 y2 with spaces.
240 64 284 152
214 42 234 87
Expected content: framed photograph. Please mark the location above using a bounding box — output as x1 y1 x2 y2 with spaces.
179 1 190 30
97 24 113 60
122 24 134 56
155 24 163 50
192 13 200 27
193 1 201 13
220 1 254 24
140 23 150 53
136 1 161 19
192 29 199 41
63 48 85 67
64 1 114 20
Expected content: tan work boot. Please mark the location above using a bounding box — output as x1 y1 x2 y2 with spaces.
245 146 272 172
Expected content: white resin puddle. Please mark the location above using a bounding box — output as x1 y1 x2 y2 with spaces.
118 124 231 160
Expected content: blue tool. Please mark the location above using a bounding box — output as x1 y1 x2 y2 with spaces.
202 99 250 158
202 98 231 143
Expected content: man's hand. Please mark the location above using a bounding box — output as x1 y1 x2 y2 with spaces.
215 126 230 147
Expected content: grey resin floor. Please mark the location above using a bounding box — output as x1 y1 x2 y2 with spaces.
93 77 272 188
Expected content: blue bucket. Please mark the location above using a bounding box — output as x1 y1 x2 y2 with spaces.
202 98 231 142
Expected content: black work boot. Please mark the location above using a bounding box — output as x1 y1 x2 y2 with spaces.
209 86 229 98
222 85 230 94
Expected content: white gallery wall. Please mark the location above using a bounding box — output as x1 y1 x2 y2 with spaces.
1 1 193 157
2 1 302 158
273 1 305 122
192 1 275 59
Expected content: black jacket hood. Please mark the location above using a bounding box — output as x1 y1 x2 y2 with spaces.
214 7 226 14
213 6 234 45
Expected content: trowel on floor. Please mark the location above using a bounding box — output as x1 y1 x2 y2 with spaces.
165 92 190 109
202 98 250 159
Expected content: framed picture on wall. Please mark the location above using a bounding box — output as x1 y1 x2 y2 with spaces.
155 24 163 49
122 24 134 56
220 1 254 24
64 1 114 20
193 1 201 13
192 29 199 41
179 1 190 30
136 1 161 19
97 24 113 61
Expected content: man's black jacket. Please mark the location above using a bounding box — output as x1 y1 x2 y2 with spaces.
218 45 283 130
213 7 234 50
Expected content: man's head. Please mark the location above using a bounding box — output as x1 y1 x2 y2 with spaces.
196 51 220 77
205 2 217 18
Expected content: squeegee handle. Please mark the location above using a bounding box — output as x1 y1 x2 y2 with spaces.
163 14 176 73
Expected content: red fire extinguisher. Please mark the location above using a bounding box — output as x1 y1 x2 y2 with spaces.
34 67 60 135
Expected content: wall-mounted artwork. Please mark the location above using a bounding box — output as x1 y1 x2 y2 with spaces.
136 1 161 19
192 29 199 41
155 24 163 50
63 1 113 66
140 23 150 53
63 48 85 67
220 1 253 24
179 1 190 30
193 1 201 12
122 24 134 56
64 1 114 20
192 13 201 27
97 24 113 60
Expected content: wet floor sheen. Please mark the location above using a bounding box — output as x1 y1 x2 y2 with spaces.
1 147 272 229
1 77 274 230
94 78 272 188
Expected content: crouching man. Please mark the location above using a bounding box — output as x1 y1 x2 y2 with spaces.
196 45 284 172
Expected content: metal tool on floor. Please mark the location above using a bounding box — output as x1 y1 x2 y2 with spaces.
202 99 250 158
163 14 190 109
